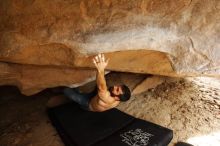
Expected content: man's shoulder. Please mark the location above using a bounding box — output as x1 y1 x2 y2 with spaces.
98 89 110 95
98 89 117 103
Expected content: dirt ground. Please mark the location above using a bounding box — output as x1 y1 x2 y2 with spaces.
0 73 220 146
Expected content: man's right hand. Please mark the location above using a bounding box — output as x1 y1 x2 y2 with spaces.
93 53 109 72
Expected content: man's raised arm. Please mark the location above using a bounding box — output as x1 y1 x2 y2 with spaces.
93 54 109 91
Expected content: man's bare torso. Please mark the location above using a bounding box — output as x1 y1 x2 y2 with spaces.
89 90 120 112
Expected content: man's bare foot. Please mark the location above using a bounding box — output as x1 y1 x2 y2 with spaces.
46 95 69 108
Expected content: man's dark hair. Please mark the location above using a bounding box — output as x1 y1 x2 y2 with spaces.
118 85 131 102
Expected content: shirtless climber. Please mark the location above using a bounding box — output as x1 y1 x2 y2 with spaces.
63 53 131 112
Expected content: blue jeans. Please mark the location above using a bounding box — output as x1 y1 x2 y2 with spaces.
63 87 97 110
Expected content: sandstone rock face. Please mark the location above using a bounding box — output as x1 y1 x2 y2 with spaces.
0 0 219 95
0 62 96 95
132 76 165 95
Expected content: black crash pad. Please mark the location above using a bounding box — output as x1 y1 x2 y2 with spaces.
47 102 173 146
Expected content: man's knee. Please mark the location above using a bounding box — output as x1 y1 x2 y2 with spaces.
63 88 78 98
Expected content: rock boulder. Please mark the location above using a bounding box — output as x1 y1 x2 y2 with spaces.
0 0 219 95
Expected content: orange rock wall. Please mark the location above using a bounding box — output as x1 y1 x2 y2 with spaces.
0 0 219 95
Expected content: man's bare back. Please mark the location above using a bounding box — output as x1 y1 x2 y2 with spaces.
89 90 120 112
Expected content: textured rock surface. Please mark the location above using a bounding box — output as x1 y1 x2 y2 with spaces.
0 62 96 95
132 75 166 95
0 0 219 94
